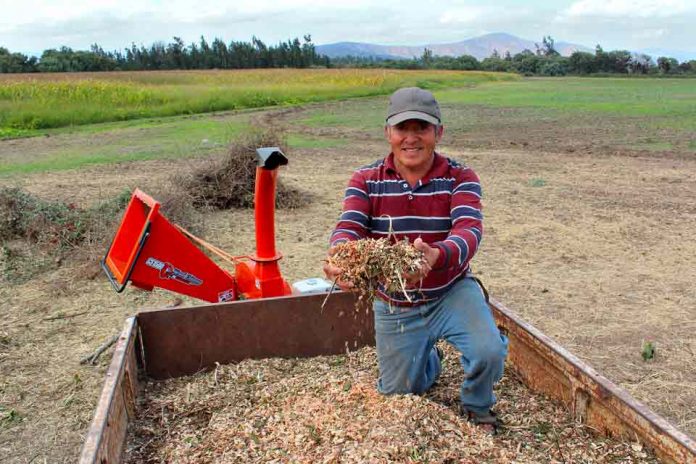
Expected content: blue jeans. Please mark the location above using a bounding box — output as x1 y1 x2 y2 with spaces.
373 276 509 415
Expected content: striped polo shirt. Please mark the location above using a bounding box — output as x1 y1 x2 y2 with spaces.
330 152 483 306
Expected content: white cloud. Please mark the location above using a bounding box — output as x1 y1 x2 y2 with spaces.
440 6 497 24
562 0 695 19
0 0 693 56
0 0 373 26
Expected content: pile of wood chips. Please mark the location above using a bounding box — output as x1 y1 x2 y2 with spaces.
326 238 427 305
125 345 658 463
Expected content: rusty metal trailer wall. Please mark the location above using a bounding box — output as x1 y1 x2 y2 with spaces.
79 293 696 464
79 291 370 463
490 298 696 464
136 292 374 379
79 317 139 464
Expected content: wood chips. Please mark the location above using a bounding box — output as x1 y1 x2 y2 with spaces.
125 345 658 463
326 238 427 306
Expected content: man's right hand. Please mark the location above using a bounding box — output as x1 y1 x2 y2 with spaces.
323 247 354 291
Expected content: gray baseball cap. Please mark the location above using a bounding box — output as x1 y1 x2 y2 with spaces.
386 87 441 126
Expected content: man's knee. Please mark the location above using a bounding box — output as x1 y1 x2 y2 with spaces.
378 375 423 395
471 336 507 369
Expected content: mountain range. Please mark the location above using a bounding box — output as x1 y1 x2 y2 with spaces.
316 32 694 61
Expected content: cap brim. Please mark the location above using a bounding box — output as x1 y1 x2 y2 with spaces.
386 111 440 126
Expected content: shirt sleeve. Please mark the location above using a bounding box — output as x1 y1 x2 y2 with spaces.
329 170 371 247
431 168 483 272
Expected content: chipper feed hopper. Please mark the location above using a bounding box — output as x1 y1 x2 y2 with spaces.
101 147 294 303
84 148 696 463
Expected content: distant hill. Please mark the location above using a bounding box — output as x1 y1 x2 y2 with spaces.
317 33 592 60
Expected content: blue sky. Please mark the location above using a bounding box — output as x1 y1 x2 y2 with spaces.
1 0 694 57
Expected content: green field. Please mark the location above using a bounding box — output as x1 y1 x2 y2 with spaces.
0 72 694 177
438 77 696 128
0 69 514 133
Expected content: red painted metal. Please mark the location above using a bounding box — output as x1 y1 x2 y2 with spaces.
103 147 294 302
249 166 291 298
102 189 237 303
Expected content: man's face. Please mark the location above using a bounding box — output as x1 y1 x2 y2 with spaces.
385 119 443 172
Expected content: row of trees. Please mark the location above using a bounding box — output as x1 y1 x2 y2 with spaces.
333 37 696 76
0 35 329 73
2 35 694 75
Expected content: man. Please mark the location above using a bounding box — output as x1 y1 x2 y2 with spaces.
324 87 508 433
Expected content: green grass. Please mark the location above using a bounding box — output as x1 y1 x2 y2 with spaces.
287 134 346 149
299 99 385 132
625 140 673 151
0 69 516 132
438 77 696 120
0 116 247 176
0 127 37 139
3 74 694 176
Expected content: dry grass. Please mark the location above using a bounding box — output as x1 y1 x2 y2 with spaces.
125 345 657 463
0 104 694 463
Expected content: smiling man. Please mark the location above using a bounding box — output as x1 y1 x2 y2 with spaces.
324 87 508 434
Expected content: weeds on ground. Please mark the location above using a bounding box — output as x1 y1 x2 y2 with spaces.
0 187 130 283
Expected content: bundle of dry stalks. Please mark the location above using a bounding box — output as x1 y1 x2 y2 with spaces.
175 129 310 210
326 238 427 305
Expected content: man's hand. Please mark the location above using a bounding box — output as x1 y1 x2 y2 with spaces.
404 237 440 285
323 247 354 291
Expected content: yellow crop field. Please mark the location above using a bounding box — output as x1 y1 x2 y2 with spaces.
0 69 516 132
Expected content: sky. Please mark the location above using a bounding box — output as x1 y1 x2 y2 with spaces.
1 0 695 57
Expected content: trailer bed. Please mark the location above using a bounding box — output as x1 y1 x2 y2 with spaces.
79 292 696 463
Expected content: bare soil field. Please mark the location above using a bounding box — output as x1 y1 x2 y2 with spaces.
1 101 695 462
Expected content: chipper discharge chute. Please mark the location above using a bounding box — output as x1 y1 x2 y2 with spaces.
101 146 295 303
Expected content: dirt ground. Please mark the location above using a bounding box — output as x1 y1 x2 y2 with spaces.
1 102 695 463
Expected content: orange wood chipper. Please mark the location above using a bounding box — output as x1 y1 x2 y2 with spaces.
101 147 304 304
85 147 696 464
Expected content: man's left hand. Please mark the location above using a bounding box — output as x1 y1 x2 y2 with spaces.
404 237 440 285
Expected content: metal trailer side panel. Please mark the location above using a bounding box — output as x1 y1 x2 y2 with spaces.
136 291 373 379
490 298 696 464
79 317 139 464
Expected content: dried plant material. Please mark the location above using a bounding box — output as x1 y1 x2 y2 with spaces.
125 345 658 463
174 128 311 210
326 238 427 306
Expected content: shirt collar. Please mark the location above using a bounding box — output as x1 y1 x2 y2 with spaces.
385 152 448 184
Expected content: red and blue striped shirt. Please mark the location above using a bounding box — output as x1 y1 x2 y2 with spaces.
330 152 483 306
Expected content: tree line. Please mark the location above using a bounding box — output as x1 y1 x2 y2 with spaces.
334 37 696 76
0 35 329 73
1 35 694 76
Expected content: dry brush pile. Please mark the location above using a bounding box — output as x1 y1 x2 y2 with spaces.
174 129 311 210
0 186 131 282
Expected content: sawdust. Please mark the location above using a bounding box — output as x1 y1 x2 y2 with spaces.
125 345 657 463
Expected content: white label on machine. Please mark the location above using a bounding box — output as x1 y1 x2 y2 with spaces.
292 278 334 294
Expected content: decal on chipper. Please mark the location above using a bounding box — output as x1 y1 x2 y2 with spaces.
217 289 236 302
145 257 203 286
